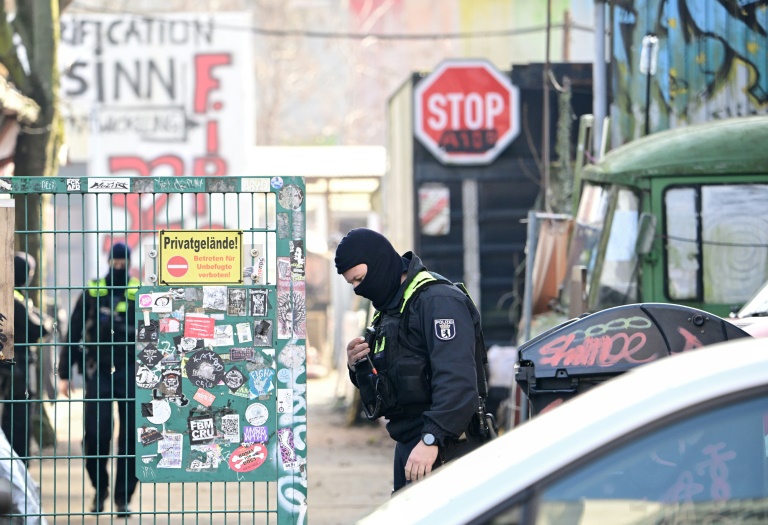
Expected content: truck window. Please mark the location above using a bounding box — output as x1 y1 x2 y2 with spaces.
665 184 768 305
563 184 640 311
562 183 610 310
593 188 640 309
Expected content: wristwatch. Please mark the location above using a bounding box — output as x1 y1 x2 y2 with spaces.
421 433 436 446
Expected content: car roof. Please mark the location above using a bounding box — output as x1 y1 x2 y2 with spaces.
358 337 768 525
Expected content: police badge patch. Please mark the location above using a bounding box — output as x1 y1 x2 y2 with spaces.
434 319 456 340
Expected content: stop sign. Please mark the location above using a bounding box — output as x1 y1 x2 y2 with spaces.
414 59 520 165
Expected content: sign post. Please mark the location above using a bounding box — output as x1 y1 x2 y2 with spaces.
414 59 520 165
0 200 13 359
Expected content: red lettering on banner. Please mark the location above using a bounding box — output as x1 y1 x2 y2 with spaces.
206 121 219 154
109 155 185 178
194 54 231 113
100 53 234 255
193 156 227 176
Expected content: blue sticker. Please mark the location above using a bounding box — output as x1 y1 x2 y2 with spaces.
270 176 284 190
277 368 292 383
249 368 275 398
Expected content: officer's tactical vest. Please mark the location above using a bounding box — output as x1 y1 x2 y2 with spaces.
86 277 140 342
355 271 488 421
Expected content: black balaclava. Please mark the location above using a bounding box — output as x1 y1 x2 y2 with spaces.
108 242 131 285
335 228 405 310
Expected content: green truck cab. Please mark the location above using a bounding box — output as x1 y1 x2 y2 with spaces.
568 116 768 318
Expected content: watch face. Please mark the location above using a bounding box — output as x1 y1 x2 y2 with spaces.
422 433 436 446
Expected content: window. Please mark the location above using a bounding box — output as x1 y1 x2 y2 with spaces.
665 184 768 304
593 188 640 309
561 183 610 310
534 395 768 524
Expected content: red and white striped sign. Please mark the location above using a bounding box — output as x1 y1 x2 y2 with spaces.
419 185 450 236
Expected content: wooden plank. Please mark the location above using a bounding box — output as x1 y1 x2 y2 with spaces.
0 199 14 359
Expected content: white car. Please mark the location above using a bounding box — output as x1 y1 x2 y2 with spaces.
730 280 768 338
358 337 768 525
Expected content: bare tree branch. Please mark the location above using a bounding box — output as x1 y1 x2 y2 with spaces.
0 1 30 94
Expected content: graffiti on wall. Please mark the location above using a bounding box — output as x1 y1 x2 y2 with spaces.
59 13 254 259
612 0 768 144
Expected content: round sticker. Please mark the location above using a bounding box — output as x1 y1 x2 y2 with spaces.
245 402 269 426
147 399 171 424
224 367 247 392
228 443 267 472
277 368 292 384
139 294 153 308
185 350 226 389
277 184 304 211
278 345 306 369
270 176 284 190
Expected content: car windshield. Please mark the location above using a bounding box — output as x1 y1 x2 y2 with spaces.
738 280 768 317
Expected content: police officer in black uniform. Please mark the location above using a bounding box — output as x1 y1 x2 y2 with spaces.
58 242 140 514
0 252 50 462
335 228 489 493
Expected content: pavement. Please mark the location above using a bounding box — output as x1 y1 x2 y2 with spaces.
306 369 394 524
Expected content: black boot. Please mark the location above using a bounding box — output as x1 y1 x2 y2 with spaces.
91 493 107 513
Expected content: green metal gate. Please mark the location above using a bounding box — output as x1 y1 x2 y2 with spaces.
2 175 307 524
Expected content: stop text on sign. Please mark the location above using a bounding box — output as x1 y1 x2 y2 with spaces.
426 92 505 131
414 59 520 165
158 229 243 285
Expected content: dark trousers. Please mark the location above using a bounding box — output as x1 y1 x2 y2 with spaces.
0 369 33 462
392 433 486 493
84 363 137 505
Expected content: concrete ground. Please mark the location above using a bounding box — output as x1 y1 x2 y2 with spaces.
306 370 394 524
26 368 393 524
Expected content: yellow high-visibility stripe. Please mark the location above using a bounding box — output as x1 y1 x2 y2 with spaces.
87 279 109 297
399 273 437 314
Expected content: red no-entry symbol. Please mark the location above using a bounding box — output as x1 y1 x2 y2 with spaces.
167 255 188 277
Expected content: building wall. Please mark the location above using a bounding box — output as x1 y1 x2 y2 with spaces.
612 0 768 145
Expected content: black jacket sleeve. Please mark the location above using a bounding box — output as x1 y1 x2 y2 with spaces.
58 292 88 380
417 288 479 445
13 297 48 345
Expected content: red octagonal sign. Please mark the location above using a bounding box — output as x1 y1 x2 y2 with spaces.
414 59 520 165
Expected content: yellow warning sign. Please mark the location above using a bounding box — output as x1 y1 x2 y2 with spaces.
159 230 243 285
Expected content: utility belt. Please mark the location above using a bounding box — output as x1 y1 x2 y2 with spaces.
355 357 497 443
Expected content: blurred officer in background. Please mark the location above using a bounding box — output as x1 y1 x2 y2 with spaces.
0 252 50 462
58 242 140 515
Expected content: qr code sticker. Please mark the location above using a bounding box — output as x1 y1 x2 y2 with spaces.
221 414 240 442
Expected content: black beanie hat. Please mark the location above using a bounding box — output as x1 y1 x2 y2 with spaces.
109 242 131 261
335 228 404 309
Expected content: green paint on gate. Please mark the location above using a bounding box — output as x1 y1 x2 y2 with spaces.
134 285 280 483
4 175 308 524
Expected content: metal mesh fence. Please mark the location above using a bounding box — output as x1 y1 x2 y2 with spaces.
2 176 307 524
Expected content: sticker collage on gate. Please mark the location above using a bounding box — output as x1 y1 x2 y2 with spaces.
134 284 300 482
